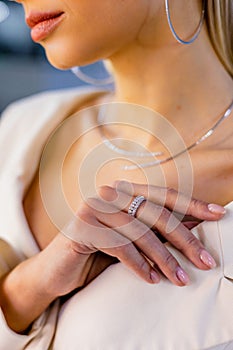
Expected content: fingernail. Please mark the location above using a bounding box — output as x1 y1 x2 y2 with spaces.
200 250 217 268
176 267 190 285
150 270 160 283
208 204 226 215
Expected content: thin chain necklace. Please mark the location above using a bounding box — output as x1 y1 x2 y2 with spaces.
98 107 163 157
98 100 233 170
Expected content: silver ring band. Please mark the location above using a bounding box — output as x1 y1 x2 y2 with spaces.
128 195 146 217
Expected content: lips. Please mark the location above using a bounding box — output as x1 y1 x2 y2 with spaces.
26 11 65 42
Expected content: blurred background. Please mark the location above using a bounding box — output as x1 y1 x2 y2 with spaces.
0 0 113 114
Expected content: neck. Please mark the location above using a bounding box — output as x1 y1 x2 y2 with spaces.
108 27 233 140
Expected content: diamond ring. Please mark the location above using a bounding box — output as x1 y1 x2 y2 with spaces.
128 195 146 217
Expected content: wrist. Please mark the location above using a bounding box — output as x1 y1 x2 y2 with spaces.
0 255 56 333
38 233 94 297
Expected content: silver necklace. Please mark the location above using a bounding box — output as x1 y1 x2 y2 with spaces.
98 107 163 158
98 100 233 170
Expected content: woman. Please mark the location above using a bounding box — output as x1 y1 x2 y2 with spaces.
0 0 233 349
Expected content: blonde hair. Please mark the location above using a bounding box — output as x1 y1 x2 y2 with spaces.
206 0 233 77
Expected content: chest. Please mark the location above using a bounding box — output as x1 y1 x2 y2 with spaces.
23 128 233 249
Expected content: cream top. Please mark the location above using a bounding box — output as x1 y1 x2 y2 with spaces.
0 87 232 350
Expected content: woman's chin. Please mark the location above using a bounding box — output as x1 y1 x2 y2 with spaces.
43 49 98 71
40 37 111 71
44 51 75 70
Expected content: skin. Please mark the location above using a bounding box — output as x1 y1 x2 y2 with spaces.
0 0 233 334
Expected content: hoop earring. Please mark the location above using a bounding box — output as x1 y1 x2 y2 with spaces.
71 63 114 86
165 0 206 45
0 2 9 23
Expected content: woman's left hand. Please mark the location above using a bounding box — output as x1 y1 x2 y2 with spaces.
71 181 226 287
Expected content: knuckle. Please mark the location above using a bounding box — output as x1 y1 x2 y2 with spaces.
131 217 146 232
166 187 177 197
161 252 177 269
76 202 91 218
98 185 116 201
184 235 200 250
189 198 206 214
114 180 125 187
114 243 131 259
159 207 171 221
86 196 100 211
190 198 199 209
76 200 97 220
150 206 170 227
135 258 149 274
114 180 134 195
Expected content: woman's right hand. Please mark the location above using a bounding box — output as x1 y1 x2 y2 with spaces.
41 182 226 298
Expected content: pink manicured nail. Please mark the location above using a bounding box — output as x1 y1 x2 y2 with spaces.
150 270 160 283
200 250 217 268
176 267 190 285
208 204 226 215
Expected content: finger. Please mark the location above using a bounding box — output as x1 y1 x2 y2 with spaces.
69 207 160 284
64 209 130 252
113 181 226 220
87 197 190 286
132 200 217 271
103 243 160 284
95 187 217 271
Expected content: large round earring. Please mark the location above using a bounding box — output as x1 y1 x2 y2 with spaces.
71 61 114 86
0 2 10 23
165 0 206 45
